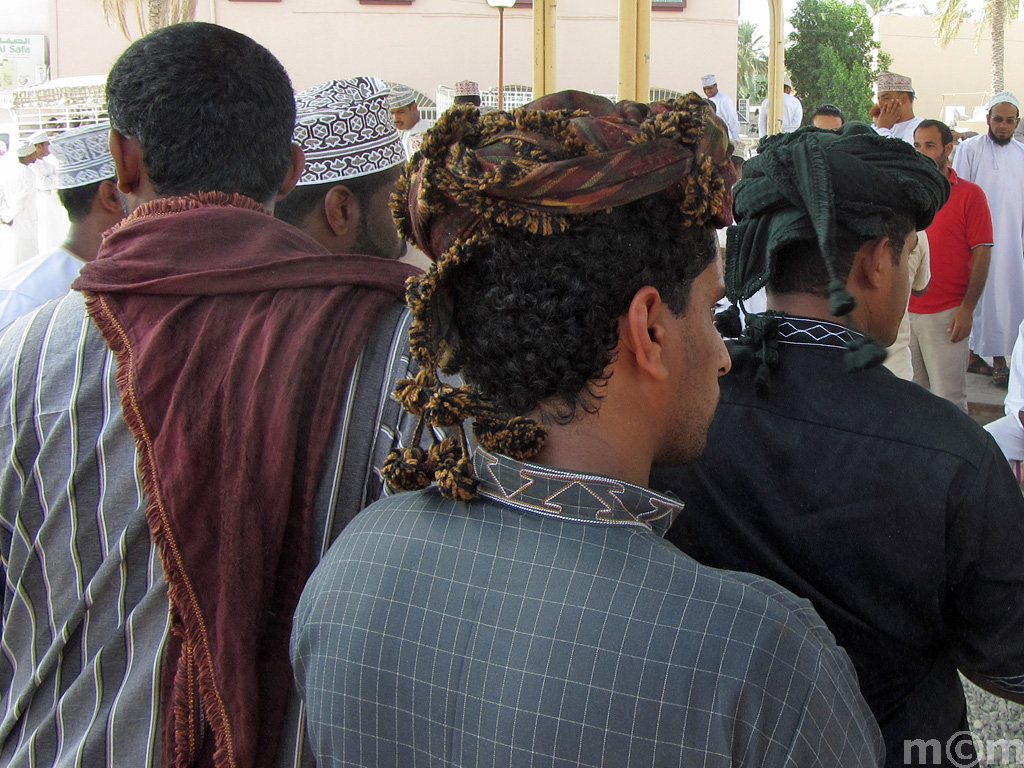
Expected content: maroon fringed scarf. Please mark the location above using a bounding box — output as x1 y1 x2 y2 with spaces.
73 193 418 768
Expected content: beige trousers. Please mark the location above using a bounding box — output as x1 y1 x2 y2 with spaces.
909 307 969 412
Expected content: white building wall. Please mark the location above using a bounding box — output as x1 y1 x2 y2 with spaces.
22 0 737 104
878 14 1024 126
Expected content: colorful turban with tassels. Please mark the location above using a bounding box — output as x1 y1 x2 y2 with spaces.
384 90 737 501
719 122 948 376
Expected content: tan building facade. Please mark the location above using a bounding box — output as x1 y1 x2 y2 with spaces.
878 14 1024 129
26 0 739 106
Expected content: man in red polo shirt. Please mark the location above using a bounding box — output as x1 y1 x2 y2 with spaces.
909 118 993 411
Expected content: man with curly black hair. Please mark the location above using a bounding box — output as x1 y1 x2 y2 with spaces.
652 123 1024 768
292 94 884 767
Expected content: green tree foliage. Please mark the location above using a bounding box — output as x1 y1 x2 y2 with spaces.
737 20 769 102
787 0 890 124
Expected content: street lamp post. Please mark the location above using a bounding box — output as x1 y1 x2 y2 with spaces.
486 0 516 109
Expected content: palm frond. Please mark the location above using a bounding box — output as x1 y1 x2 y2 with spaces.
933 0 970 47
99 0 199 39
101 0 134 39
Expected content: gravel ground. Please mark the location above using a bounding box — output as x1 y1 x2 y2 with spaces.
962 675 1024 767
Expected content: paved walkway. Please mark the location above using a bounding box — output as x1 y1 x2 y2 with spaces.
963 675 1024 767
967 367 1008 427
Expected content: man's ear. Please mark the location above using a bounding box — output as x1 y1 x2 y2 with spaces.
853 236 895 290
276 143 305 201
621 286 671 382
109 129 143 196
94 179 123 217
323 184 358 238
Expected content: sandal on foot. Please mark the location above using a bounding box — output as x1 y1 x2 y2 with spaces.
993 366 1010 388
968 359 995 375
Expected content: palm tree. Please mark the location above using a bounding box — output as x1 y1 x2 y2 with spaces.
858 0 919 16
934 0 1020 93
102 0 197 39
736 20 769 101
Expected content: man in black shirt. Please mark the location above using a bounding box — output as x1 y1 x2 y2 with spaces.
652 124 1024 768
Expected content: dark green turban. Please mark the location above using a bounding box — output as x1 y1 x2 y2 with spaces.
725 122 949 313
719 122 949 380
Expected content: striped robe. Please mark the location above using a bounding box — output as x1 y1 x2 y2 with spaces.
0 293 420 767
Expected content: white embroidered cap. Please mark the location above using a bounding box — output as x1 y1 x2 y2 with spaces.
455 80 480 97
989 91 1020 111
49 121 117 189
701 74 717 88
388 84 417 110
16 143 36 158
877 71 913 94
294 77 406 186
28 130 49 145
784 75 793 88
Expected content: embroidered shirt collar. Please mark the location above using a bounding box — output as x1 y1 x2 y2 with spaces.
473 448 684 536
776 314 861 351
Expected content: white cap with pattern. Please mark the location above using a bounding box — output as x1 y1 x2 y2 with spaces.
455 80 480 97
388 84 417 110
701 74 717 88
989 91 1020 111
49 121 117 189
294 77 406 186
877 71 913 94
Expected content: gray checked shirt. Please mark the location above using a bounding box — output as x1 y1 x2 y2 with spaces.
292 448 884 767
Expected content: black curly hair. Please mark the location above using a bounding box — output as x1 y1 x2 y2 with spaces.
382 94 735 500
450 198 717 423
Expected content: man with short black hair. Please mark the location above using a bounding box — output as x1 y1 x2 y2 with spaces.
653 124 1024 768
811 103 845 130
276 77 406 261
0 121 124 327
293 92 883 768
0 22 421 768
952 91 1024 386
909 118 992 410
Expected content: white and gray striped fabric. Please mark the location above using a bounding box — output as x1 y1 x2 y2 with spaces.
0 291 420 767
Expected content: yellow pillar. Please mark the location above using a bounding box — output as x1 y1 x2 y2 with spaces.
766 0 785 135
617 0 650 102
533 0 556 98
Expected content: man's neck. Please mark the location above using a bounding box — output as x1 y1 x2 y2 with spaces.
62 222 103 263
766 292 865 334
530 412 654 489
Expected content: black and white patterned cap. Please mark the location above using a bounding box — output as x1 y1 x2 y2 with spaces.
49 122 116 189
294 77 406 186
